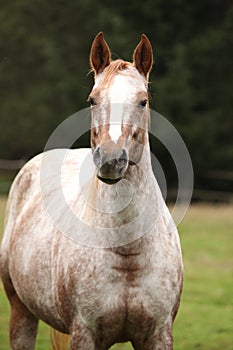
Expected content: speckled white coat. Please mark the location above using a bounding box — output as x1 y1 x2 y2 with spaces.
0 33 184 350
0 145 183 350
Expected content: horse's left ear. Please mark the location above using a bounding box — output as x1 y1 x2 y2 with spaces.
90 32 111 75
133 34 153 78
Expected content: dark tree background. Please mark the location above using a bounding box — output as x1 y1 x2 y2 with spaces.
0 0 232 198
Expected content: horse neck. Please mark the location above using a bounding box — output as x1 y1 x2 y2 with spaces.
78 136 169 250
126 135 154 189
84 135 159 222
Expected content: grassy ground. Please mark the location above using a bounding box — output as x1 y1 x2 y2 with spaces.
0 196 232 349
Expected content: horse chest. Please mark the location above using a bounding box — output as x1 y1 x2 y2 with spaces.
65 245 178 333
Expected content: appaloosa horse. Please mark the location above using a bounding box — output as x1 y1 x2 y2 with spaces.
0 33 183 350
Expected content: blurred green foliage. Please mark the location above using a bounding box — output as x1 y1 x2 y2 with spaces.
0 0 232 192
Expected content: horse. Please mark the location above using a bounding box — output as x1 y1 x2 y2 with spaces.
0 32 183 350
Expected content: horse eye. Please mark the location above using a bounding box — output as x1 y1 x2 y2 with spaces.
139 99 147 107
88 96 96 106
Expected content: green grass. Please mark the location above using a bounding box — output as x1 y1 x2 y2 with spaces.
174 205 233 350
0 196 232 349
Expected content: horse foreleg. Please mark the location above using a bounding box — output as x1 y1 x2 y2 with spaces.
10 296 38 350
134 319 173 350
3 277 38 350
70 321 96 350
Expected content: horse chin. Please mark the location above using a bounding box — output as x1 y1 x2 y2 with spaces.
96 173 122 185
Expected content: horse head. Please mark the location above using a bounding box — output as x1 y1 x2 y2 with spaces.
88 32 153 184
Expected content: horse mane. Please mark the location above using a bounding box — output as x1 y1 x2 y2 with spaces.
81 174 99 223
102 59 132 78
98 59 142 90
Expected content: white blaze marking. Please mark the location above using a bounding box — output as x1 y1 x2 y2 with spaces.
108 123 122 142
107 74 147 143
92 68 148 143
108 75 132 142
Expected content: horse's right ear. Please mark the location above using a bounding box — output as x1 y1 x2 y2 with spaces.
90 32 111 75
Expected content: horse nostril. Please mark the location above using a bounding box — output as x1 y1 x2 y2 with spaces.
93 146 101 168
120 149 127 161
117 149 128 169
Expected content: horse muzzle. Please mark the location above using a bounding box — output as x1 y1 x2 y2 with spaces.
93 145 128 185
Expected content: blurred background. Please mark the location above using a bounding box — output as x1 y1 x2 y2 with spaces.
0 0 232 201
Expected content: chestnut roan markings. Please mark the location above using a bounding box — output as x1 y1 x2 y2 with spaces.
0 32 183 350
